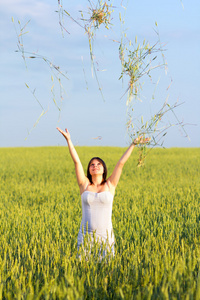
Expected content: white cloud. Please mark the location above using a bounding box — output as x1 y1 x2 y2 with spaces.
2 0 53 18
1 0 58 30
1 0 89 37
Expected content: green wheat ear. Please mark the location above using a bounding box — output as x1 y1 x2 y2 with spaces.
0 146 199 298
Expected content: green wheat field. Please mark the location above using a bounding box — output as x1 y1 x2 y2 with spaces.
0 146 199 299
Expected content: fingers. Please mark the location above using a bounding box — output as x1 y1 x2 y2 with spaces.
56 127 62 133
56 127 65 135
56 127 70 141
141 137 151 144
133 136 151 145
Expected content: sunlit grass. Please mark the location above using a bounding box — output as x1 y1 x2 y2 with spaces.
0 146 199 298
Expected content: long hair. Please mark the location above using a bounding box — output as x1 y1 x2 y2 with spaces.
87 157 107 185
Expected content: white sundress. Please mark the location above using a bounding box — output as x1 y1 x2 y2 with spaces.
77 188 115 257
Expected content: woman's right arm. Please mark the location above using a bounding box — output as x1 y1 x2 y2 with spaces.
56 128 88 192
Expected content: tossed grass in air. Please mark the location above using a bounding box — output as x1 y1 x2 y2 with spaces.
12 17 68 135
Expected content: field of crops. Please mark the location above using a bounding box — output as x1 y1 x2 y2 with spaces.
0 146 199 299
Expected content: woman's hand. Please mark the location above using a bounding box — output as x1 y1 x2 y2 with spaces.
56 127 71 141
133 136 151 145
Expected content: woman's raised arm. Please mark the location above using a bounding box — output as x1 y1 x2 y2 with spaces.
108 137 150 190
56 128 88 192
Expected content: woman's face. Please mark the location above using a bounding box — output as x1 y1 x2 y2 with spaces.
89 159 104 176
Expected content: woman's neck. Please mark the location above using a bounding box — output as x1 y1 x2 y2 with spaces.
91 175 104 186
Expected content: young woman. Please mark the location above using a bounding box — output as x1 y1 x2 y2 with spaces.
57 127 149 256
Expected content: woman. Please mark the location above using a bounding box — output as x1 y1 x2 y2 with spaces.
57 127 149 257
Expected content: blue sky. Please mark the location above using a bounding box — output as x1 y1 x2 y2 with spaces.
0 0 199 148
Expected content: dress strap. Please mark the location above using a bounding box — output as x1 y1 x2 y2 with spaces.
84 183 89 192
105 181 110 191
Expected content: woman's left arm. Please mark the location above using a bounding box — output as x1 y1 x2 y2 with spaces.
108 137 149 189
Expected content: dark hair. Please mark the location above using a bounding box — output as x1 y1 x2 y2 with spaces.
87 157 107 185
